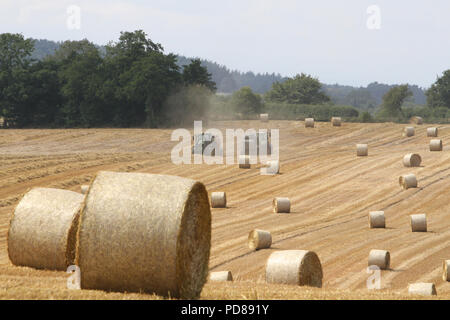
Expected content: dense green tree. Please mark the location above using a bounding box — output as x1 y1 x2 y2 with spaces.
265 73 330 104
182 59 216 91
426 70 450 109
379 85 412 117
231 86 263 116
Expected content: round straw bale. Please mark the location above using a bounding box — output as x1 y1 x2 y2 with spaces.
403 127 415 137
331 117 342 127
273 197 290 213
356 144 368 157
265 250 323 288
408 283 437 296
209 271 233 282
403 154 422 167
248 229 272 250
261 160 280 175
305 118 315 128
75 171 211 299
80 185 89 195
369 211 385 229
8 188 84 271
368 249 390 270
410 214 427 232
211 192 226 208
260 114 269 122
427 127 438 137
443 260 450 282
411 116 424 125
399 174 418 189
238 155 251 169
430 139 443 151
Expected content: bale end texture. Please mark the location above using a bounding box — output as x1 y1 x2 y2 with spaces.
265 250 323 288
75 171 211 299
305 118 315 128
8 188 84 271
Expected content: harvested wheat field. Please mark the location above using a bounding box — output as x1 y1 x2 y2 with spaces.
1 121 450 300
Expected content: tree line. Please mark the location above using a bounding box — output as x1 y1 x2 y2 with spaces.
0 31 216 128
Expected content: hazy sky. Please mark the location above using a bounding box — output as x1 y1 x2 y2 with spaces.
1 0 449 88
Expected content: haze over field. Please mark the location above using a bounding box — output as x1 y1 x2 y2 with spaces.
2 0 450 88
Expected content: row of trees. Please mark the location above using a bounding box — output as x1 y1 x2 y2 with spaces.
0 31 216 128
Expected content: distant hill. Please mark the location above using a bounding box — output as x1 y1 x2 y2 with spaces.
30 39 427 107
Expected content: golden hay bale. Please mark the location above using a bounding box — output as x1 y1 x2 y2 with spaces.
443 260 450 282
369 211 385 229
410 214 427 232
211 192 226 208
368 250 390 270
430 139 443 151
261 160 280 175
273 197 290 213
248 229 272 250
403 127 415 137
408 283 437 296
209 271 233 282
8 188 84 271
403 154 422 167
399 174 418 190
356 144 368 157
260 114 269 122
305 118 315 128
331 117 342 127
238 155 251 169
80 185 89 195
265 250 323 288
411 116 424 125
427 127 438 137
75 171 211 299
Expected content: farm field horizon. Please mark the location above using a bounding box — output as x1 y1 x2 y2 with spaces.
1 120 450 300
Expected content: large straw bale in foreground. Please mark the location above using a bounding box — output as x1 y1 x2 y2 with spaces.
265 250 323 288
399 174 417 189
75 171 211 299
248 229 272 250
408 283 437 296
403 154 422 167
8 188 84 271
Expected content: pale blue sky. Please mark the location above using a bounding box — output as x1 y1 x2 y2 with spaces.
1 0 449 88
